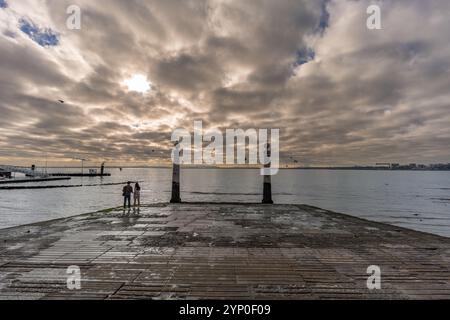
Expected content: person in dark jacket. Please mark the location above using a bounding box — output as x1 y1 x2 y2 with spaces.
122 181 133 209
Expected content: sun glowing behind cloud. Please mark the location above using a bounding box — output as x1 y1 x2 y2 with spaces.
123 74 151 94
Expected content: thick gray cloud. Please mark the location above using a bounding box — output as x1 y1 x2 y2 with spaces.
0 0 449 166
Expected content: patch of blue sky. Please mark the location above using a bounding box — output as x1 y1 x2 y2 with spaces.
294 47 316 67
316 0 330 35
19 18 59 47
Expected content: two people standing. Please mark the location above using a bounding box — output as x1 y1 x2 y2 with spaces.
122 181 141 209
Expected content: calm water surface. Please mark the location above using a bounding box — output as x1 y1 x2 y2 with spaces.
0 168 449 237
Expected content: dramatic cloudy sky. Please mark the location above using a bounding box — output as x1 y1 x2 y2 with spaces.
0 0 449 166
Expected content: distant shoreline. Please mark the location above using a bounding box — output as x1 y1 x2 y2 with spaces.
26 166 450 171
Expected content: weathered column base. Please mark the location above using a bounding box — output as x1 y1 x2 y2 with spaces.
262 182 273 204
170 182 181 203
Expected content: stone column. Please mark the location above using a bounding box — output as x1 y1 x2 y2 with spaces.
262 143 274 204
170 142 181 203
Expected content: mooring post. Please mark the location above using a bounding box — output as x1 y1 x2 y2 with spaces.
170 142 181 203
262 143 274 204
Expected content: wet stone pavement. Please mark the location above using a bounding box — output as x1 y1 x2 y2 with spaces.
0 203 449 300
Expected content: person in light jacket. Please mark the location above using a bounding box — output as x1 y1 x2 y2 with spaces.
134 182 141 208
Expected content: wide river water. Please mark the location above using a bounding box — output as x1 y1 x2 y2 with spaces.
0 168 449 237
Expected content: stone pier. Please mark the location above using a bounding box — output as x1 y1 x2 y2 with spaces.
0 203 449 299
